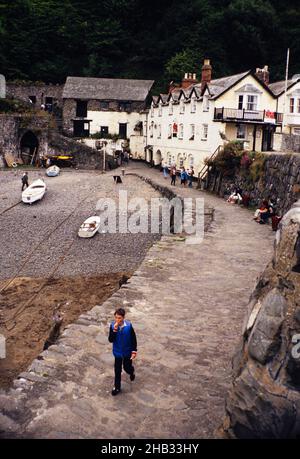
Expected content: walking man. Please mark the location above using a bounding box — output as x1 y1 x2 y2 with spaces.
21 172 29 191
108 308 137 396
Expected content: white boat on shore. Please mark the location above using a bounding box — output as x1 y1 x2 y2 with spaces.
78 216 101 238
46 165 60 177
22 179 47 204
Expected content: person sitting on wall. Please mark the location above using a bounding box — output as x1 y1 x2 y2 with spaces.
253 200 270 223
227 188 242 204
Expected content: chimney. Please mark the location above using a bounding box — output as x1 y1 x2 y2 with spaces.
201 58 212 92
181 72 198 89
255 65 270 85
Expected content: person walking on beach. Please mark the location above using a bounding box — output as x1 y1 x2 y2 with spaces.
108 308 137 396
21 172 29 191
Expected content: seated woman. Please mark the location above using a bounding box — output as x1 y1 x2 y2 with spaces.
253 200 269 224
227 189 242 204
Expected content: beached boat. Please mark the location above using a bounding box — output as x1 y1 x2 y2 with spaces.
78 216 101 238
22 179 47 204
46 165 60 177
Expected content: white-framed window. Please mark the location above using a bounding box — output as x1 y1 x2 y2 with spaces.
158 103 162 117
179 124 184 139
294 128 300 135
190 124 195 140
203 95 209 111
247 95 258 111
169 102 173 115
202 124 208 140
168 154 172 166
151 105 154 117
168 124 172 139
180 100 185 114
290 98 295 113
191 97 196 113
237 124 246 139
189 155 194 167
150 121 154 138
157 124 161 139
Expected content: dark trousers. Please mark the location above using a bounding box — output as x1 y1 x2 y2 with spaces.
171 176 176 186
22 181 28 191
114 357 134 390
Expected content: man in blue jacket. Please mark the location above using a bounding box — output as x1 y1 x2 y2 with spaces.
108 308 137 396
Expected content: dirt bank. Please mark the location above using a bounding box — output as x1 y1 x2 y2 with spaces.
0 272 131 389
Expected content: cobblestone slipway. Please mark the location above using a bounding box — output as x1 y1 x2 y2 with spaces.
0 163 274 438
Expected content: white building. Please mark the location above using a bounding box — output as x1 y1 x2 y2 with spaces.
269 75 300 135
146 60 283 175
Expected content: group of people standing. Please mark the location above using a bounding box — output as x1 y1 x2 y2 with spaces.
162 164 195 188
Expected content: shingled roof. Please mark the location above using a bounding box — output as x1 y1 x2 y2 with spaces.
197 71 251 99
269 78 300 96
63 77 154 101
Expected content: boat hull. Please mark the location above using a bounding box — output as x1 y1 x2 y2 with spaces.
78 216 101 238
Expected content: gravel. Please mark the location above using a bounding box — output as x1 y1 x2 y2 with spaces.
0 168 162 281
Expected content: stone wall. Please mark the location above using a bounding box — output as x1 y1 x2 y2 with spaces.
224 200 300 438
0 113 50 162
6 83 63 109
206 153 300 215
48 133 117 170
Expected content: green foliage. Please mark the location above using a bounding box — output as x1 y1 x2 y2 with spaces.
205 141 244 176
0 1 299 86
249 152 266 182
0 98 34 113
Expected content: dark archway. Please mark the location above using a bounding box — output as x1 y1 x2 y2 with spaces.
20 131 39 165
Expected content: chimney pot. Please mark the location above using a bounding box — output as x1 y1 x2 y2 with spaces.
201 58 212 92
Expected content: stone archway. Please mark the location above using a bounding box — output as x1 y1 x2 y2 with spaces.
20 131 39 165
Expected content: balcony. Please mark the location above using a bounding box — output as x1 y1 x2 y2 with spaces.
214 108 283 125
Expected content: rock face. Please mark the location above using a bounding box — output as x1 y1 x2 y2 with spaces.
224 199 300 438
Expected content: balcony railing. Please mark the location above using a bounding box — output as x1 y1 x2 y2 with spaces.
214 107 283 124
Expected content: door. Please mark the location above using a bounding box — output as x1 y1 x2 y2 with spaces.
119 123 127 139
73 120 89 137
262 126 274 151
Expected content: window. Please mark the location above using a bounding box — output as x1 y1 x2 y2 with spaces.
158 103 162 117
179 157 184 167
168 155 172 166
119 102 131 111
298 99 300 114
173 123 178 138
202 124 208 140
203 95 209 111
190 124 195 140
294 128 300 135
180 100 185 114
179 124 184 139
290 98 295 113
189 155 194 167
237 124 246 139
168 124 172 139
100 126 109 136
119 123 127 138
157 124 161 139
247 95 258 111
76 100 87 117
169 103 173 115
191 97 196 113
150 122 154 138
238 95 243 110
151 105 154 117
100 101 109 110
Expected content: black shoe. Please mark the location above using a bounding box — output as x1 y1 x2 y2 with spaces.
111 388 121 396
130 372 135 381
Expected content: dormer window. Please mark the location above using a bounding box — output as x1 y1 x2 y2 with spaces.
191 97 196 113
246 95 257 111
151 105 154 117
180 100 185 114
203 95 209 112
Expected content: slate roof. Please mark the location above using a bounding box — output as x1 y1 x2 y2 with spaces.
269 79 300 96
63 77 154 101
196 71 250 99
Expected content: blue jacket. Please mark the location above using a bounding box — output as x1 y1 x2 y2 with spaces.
108 320 137 358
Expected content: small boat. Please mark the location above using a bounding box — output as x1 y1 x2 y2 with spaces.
78 216 101 238
22 179 47 204
46 165 60 177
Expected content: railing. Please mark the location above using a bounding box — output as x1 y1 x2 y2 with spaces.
197 145 223 189
214 107 283 124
